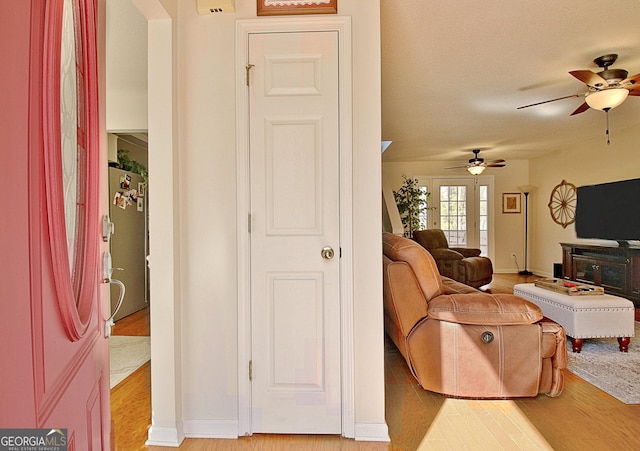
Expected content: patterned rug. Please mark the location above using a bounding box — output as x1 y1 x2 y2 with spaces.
109 335 150 389
566 322 640 404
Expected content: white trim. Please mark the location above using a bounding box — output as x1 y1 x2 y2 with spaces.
182 419 239 439
416 175 495 263
140 7 183 448
145 425 184 447
354 422 391 442
235 16 354 438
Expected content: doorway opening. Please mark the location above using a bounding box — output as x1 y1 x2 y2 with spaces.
107 132 152 449
417 176 495 261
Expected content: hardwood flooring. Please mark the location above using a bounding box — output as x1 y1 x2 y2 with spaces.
112 307 150 336
111 308 151 450
111 274 640 450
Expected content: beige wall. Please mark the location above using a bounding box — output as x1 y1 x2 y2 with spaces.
116 137 148 167
529 124 640 276
383 124 640 278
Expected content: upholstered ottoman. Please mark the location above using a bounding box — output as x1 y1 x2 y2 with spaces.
459 256 493 288
513 283 635 353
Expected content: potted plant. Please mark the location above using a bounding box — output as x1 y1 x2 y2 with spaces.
113 149 148 186
393 174 434 237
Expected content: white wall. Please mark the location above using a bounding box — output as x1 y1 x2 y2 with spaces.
106 0 148 132
176 3 239 432
108 0 386 443
339 2 386 436
528 124 640 276
171 0 385 441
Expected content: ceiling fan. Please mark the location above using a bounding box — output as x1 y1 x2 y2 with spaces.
446 149 506 175
517 54 640 115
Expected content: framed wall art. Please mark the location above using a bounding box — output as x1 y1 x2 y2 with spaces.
257 0 337 16
502 193 521 214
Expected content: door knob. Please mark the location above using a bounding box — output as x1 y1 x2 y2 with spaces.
321 246 335 260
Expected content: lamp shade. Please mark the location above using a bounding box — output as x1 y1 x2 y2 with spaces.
467 165 485 175
518 185 536 194
585 88 629 111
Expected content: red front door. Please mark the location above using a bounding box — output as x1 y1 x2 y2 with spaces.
0 1 110 449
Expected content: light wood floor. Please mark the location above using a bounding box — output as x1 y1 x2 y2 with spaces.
111 274 640 450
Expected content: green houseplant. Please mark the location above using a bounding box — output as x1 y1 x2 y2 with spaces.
393 174 434 237
115 149 148 186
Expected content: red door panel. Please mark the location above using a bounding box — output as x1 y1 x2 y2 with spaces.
0 1 109 448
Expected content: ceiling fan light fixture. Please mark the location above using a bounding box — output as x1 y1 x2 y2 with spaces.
467 165 485 175
585 88 629 111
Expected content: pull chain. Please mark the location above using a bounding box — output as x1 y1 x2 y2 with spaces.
604 108 611 145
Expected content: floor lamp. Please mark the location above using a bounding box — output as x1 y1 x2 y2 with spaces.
517 185 536 276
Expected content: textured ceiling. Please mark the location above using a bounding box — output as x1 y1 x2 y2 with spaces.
381 0 640 163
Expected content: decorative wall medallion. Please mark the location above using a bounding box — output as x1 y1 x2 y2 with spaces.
548 180 577 228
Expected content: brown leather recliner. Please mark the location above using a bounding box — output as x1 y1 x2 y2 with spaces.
413 229 493 288
383 232 566 398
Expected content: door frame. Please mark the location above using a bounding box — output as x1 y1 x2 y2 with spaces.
418 175 496 262
235 16 354 437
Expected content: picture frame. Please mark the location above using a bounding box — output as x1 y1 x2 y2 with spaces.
257 0 337 16
138 182 145 197
502 193 521 214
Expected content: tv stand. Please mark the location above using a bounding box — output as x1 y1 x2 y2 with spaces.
561 243 640 307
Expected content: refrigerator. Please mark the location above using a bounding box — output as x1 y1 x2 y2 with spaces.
108 167 149 321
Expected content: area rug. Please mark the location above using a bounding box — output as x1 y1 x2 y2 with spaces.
109 335 150 389
566 321 640 404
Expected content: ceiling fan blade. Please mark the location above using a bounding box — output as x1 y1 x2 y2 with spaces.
485 159 506 165
445 165 470 170
517 93 584 110
486 163 506 168
569 70 607 88
622 73 640 85
628 86 640 96
570 102 590 115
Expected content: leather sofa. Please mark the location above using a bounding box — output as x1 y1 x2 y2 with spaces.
383 232 566 398
413 229 493 288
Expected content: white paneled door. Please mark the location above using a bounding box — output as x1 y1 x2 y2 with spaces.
248 31 342 433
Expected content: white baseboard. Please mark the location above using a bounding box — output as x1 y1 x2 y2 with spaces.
354 422 390 442
183 419 239 439
146 424 185 447
168 419 387 442
495 268 520 274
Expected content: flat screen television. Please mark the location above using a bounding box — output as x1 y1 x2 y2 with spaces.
575 178 640 246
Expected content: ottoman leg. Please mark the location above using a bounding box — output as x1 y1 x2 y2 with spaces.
571 338 583 353
618 337 630 352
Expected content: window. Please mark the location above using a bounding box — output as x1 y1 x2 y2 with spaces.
439 184 468 247
417 176 494 259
